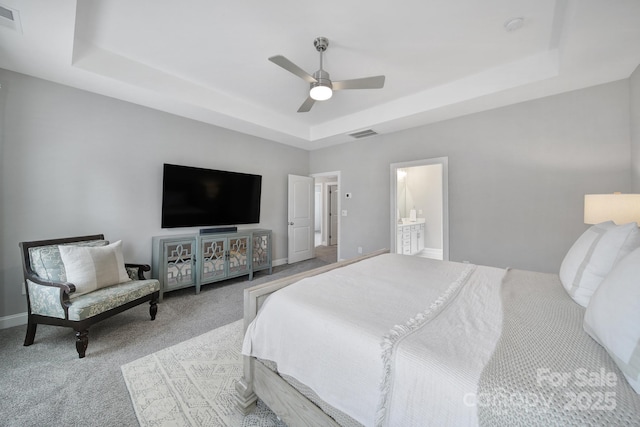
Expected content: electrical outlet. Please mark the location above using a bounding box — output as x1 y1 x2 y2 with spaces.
357 246 363 254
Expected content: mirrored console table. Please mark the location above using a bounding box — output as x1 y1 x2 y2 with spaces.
152 229 272 301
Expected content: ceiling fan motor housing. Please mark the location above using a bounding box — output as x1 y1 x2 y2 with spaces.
312 69 332 89
314 37 329 52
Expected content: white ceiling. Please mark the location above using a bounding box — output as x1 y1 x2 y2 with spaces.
1 0 639 150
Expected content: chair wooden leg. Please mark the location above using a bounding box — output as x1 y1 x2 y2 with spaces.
149 299 158 320
24 321 37 346
75 329 89 358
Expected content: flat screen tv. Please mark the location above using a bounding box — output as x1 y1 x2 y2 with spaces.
161 163 262 229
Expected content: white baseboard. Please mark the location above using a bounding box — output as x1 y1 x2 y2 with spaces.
1 312 27 329
272 258 287 267
416 247 444 260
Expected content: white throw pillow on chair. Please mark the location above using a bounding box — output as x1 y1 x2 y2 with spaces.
59 240 131 298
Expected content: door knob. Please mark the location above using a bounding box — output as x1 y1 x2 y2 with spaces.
288 222 294 226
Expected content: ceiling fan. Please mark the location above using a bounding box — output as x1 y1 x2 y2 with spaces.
269 37 385 113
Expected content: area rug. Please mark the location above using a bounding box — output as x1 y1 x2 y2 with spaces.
121 320 285 427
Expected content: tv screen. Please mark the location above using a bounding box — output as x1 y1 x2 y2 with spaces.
161 163 262 228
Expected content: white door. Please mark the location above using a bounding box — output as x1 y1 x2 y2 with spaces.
288 174 314 264
329 184 338 246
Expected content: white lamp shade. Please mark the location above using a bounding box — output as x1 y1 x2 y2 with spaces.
310 85 332 101
584 194 640 225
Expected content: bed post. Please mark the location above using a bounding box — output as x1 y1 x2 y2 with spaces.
235 274 263 415
235 356 258 414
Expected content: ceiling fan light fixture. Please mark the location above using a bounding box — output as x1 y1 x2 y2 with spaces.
310 69 333 101
310 83 332 101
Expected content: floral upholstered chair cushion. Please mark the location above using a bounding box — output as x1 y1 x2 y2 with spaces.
66 279 160 321
27 278 161 320
28 240 108 282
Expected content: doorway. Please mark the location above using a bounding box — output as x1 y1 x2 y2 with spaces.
312 172 340 263
390 157 449 260
287 174 315 264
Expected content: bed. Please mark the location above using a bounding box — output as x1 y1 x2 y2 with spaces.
235 222 640 426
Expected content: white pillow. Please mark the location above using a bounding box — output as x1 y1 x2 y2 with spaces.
559 221 640 307
584 246 640 393
58 240 131 298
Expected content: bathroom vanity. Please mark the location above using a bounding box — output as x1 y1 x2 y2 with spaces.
396 218 425 255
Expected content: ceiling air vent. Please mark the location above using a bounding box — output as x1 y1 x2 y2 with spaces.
349 129 378 139
0 4 22 33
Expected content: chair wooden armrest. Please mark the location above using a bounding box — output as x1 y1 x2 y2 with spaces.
24 273 76 294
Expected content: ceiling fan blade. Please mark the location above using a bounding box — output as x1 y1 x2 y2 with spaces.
297 96 315 113
269 55 317 83
332 75 385 91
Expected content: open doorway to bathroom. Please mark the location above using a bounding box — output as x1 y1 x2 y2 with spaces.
390 157 449 260
312 172 340 263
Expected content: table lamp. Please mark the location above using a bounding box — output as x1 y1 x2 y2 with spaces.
584 193 640 225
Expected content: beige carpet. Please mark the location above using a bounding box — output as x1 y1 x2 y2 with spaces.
122 320 284 427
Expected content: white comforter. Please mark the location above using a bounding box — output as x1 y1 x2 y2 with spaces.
242 254 506 427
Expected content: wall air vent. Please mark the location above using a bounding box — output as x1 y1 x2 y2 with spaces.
349 129 378 139
0 4 22 33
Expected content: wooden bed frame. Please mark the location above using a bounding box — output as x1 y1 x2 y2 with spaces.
235 249 388 426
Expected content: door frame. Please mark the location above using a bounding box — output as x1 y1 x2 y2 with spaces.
314 183 323 244
327 183 338 246
389 157 449 260
311 171 341 261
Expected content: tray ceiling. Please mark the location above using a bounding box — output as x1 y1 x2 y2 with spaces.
1 0 639 150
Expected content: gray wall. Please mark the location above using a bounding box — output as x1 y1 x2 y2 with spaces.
631 65 640 192
311 80 632 273
0 69 308 320
1 68 637 322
